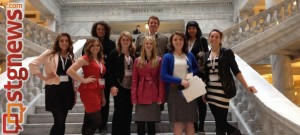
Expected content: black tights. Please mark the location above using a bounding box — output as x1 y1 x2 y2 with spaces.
209 104 236 134
136 121 155 135
82 110 102 135
50 108 68 135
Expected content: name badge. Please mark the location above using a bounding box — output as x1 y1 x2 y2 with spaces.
60 75 69 82
125 70 132 76
209 74 219 81
98 78 105 85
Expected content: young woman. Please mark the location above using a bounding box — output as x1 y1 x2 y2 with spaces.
185 21 209 134
84 21 116 132
108 31 136 135
131 36 166 135
203 29 257 135
29 33 75 135
67 38 106 135
161 31 199 135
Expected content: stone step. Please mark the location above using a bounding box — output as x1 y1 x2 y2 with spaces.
35 103 170 114
20 121 237 134
27 111 232 124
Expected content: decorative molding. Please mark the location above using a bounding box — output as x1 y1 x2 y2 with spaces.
60 1 233 9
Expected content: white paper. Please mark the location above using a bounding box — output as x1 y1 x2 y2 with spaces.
181 76 207 102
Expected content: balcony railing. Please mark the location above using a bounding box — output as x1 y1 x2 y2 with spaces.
223 0 299 48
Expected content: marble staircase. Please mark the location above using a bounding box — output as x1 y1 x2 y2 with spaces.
19 95 237 135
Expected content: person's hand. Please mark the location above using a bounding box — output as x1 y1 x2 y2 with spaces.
110 86 118 96
247 86 257 93
157 102 162 105
101 97 106 107
202 95 206 103
81 76 96 84
181 79 190 88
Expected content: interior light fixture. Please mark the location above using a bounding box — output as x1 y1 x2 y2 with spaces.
145 23 149 29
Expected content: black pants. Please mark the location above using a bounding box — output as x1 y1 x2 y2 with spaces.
111 87 132 135
99 87 110 131
50 108 69 135
82 110 102 135
209 104 236 133
194 96 207 132
136 121 155 135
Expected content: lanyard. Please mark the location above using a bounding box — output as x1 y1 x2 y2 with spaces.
60 55 68 71
188 40 195 52
94 59 103 75
209 50 219 73
125 55 131 70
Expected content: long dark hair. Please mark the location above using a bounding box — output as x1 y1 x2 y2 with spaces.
50 33 74 61
91 21 111 41
169 31 188 54
185 21 203 40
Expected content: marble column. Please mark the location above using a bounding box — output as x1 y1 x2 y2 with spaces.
44 14 56 32
270 55 295 101
267 0 294 102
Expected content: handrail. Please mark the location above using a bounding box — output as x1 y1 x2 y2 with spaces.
0 7 58 49
231 55 300 134
222 0 299 48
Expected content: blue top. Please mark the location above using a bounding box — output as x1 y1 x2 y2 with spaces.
160 52 199 91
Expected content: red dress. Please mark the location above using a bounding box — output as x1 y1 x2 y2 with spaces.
78 55 106 113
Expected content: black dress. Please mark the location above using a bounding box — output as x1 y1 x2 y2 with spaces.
44 56 75 111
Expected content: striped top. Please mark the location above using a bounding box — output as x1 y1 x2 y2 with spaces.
206 57 230 109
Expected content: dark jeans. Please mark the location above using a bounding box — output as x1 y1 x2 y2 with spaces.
99 87 110 131
209 104 236 133
136 121 155 135
82 110 102 135
194 96 207 132
50 108 69 135
111 87 132 135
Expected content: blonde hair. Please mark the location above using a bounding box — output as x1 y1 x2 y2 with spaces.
116 31 135 55
137 36 159 68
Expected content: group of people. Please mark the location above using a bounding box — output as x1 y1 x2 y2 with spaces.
29 15 257 135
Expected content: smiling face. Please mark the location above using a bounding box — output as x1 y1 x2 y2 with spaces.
96 24 106 38
187 26 197 37
144 38 154 53
120 35 131 50
172 34 184 51
148 19 159 33
209 31 222 49
89 40 101 56
59 36 69 52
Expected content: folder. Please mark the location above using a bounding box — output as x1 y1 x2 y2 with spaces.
181 76 207 102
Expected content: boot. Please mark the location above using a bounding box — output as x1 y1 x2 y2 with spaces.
228 129 242 135
215 129 226 135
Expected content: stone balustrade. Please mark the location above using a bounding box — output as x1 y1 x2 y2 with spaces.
230 55 300 135
0 7 57 49
0 39 86 131
223 0 299 48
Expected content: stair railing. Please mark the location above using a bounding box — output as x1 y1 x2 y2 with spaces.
230 55 300 135
0 7 57 49
223 0 299 48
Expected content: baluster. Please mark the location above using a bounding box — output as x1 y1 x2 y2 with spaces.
272 124 283 135
291 0 297 15
284 3 290 19
262 117 273 134
253 108 263 135
25 75 35 102
31 73 41 96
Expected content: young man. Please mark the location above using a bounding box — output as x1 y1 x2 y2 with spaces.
135 16 169 57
